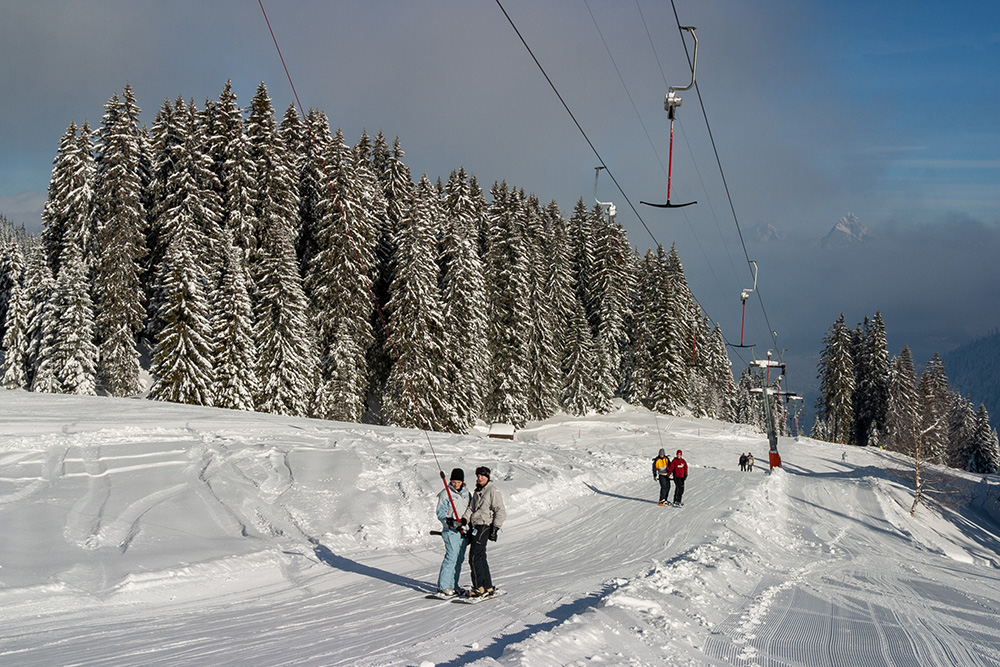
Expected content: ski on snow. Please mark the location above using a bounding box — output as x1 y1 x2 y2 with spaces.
452 588 506 604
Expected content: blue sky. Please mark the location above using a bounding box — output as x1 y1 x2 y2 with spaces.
2 0 999 411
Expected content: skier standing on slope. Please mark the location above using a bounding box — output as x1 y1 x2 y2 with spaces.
462 466 506 598
652 448 672 506
436 468 471 597
669 450 688 506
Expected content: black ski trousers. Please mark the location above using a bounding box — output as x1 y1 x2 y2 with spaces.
673 477 686 505
657 476 671 504
468 524 493 591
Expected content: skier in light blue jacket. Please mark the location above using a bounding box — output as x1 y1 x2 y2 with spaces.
435 468 471 597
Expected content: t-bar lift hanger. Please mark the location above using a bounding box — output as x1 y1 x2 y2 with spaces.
642 25 698 209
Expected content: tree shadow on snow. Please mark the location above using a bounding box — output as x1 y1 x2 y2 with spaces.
311 542 433 594
584 482 661 505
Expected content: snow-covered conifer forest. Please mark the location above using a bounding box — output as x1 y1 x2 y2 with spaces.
0 82 742 432
813 311 1000 475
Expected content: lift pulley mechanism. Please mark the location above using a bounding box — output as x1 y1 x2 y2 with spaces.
642 25 698 209
593 166 616 223
728 260 758 349
749 350 786 469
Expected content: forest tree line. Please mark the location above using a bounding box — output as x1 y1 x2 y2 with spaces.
0 81 749 433
813 312 1000 474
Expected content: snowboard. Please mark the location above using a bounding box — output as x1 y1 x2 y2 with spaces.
453 588 506 604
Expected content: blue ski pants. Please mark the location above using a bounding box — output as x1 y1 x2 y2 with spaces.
437 528 468 591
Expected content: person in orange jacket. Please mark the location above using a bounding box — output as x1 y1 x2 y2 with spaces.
669 450 688 506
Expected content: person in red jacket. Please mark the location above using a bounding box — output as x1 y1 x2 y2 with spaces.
669 450 688 506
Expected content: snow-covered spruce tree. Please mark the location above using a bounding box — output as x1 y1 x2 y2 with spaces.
246 83 316 417
816 314 855 443
351 130 386 279
947 393 976 469
523 193 562 421
628 249 660 406
23 245 57 391
1 271 29 389
440 167 489 431
643 245 683 413
304 122 376 422
383 175 455 431
852 312 891 447
92 85 148 397
884 345 920 455
254 216 316 417
733 367 763 430
483 182 531 427
210 231 259 411
590 205 633 410
146 99 221 407
561 292 597 416
967 404 1000 474
568 199 595 330
47 249 98 395
542 200 583 400
213 81 258 264
279 104 310 259
148 231 214 406
918 353 950 464
368 134 413 418
0 234 26 344
707 323 736 421
41 121 94 278
661 244 693 411
146 97 189 337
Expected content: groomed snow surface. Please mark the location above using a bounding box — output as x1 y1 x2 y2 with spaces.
2 390 1000 666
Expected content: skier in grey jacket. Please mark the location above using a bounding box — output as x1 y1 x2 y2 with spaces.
462 466 506 597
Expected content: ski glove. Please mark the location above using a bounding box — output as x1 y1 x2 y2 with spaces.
445 517 458 530
488 525 499 542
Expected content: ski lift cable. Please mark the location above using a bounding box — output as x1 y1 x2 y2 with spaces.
669 0 779 354
498 0 746 412
493 0 662 252
256 0 462 520
496 0 737 347
584 0 669 181
590 3 745 333
638 0 768 357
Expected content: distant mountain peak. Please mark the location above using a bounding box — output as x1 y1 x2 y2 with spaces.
821 213 873 248
749 222 784 242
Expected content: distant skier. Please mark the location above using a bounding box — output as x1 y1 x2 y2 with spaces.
739 452 747 472
462 466 506 598
669 450 688 506
436 468 471 597
652 448 672 506
746 452 755 472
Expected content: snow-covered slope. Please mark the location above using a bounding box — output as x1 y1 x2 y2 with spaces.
2 390 999 666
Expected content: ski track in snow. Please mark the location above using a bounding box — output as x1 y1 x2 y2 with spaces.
1 392 1000 666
